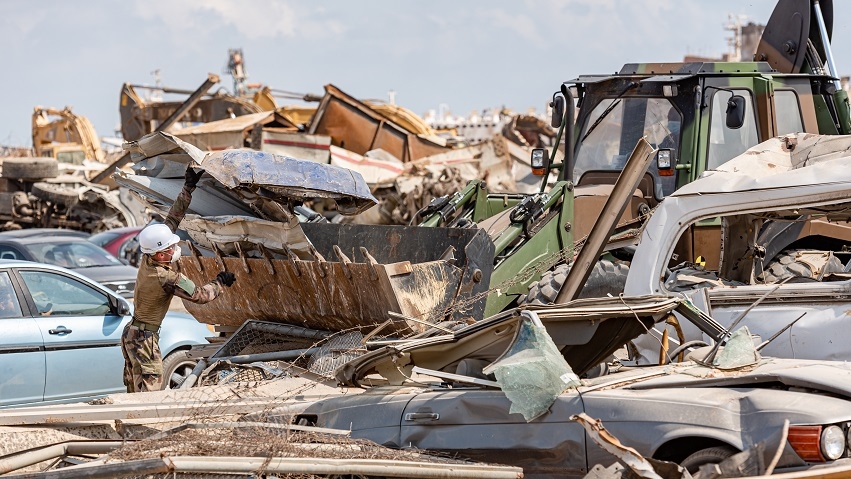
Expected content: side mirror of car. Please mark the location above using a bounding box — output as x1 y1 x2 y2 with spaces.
726 94 746 129
109 294 131 316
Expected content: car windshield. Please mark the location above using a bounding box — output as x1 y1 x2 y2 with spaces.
26 241 123 268
88 231 122 247
574 96 679 199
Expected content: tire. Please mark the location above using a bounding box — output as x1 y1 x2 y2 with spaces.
161 350 198 390
524 258 630 305
31 182 79 205
2 157 59 180
680 446 738 473
757 249 844 283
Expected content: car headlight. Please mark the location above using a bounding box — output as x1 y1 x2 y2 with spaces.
821 425 845 460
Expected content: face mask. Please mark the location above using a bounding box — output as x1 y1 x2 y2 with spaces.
169 247 182 263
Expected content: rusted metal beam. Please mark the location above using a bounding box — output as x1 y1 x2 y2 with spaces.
555 138 655 304
92 73 220 184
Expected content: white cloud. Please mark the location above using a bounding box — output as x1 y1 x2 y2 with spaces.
131 0 345 41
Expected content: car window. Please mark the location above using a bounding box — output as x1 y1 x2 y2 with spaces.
27 241 122 268
19 270 111 316
0 245 25 261
0 272 23 319
88 231 121 247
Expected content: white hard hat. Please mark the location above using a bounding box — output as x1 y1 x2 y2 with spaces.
138 223 180 254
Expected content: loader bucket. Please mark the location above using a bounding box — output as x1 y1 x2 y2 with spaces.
178 222 494 335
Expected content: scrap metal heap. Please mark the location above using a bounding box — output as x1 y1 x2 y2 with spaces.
115 132 497 334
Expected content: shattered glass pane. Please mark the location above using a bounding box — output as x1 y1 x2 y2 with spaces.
483 314 580 422
713 326 760 369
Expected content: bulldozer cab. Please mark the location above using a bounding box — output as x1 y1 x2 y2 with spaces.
532 0 851 272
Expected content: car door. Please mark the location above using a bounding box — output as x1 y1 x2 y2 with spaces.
0 270 46 406
400 389 587 477
16 268 127 402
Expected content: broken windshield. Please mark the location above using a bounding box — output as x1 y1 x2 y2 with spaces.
574 97 679 199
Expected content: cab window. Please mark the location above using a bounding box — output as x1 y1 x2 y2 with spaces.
775 90 804 135
706 89 759 170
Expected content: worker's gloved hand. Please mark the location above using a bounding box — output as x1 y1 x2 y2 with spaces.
216 271 236 287
184 167 204 189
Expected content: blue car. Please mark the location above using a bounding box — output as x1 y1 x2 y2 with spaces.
0 259 212 406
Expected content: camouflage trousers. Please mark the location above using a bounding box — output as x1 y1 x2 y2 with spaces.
120 323 163 392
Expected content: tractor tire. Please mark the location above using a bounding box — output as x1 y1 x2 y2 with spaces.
161 350 198 390
757 249 844 284
31 182 79 205
524 259 630 305
680 446 738 473
2 157 59 180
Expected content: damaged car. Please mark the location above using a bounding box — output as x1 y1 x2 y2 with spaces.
623 133 851 365
251 295 851 478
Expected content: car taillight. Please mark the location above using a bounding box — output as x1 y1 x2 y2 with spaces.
788 425 825 462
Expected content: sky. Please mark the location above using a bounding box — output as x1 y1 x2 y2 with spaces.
1 0 849 147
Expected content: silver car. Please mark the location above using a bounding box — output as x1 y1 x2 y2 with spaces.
264 297 851 478
0 259 211 406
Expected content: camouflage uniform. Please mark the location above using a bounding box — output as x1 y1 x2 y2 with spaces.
121 184 225 393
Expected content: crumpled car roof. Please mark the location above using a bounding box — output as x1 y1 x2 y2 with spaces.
199 149 377 215
117 131 378 216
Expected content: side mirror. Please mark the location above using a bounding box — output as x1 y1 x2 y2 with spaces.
109 294 132 316
656 149 675 177
725 95 746 129
551 96 565 129
531 148 550 176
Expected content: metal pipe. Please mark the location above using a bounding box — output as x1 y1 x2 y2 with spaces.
166 455 523 478
813 1 841 89
178 357 207 389
555 138 655 304
216 347 320 364
21 458 170 478
0 441 124 475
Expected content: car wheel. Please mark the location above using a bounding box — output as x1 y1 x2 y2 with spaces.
680 445 738 473
161 350 197 390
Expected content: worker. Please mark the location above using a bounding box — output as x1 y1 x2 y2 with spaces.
120 166 236 392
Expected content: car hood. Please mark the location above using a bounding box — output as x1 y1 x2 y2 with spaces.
336 295 681 387
72 264 137 283
622 358 851 398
